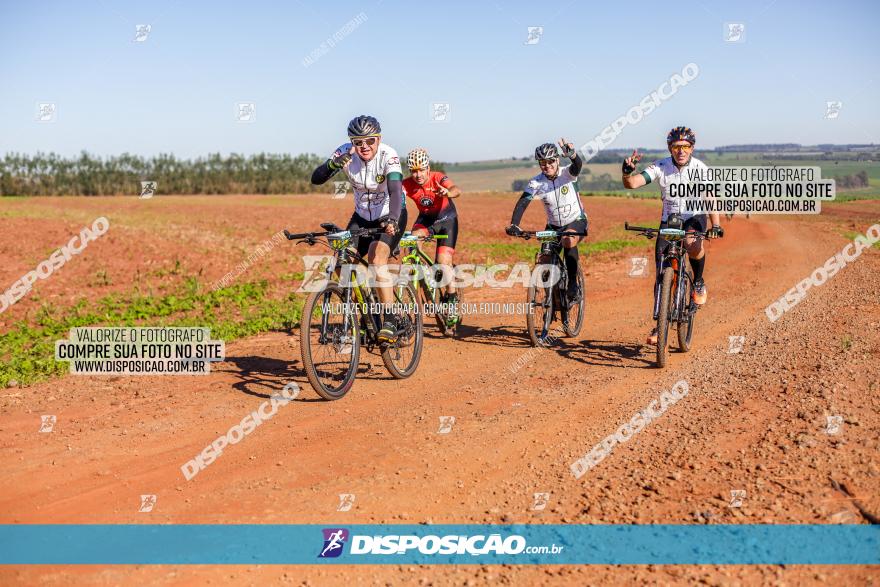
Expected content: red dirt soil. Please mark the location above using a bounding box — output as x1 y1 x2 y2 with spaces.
0 195 878 585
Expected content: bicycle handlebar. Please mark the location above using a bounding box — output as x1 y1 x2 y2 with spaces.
624 222 712 239
283 227 385 241
509 230 588 240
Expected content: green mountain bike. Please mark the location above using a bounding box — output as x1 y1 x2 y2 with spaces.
398 232 463 337
285 223 423 400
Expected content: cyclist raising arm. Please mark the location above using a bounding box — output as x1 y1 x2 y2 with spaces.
402 147 462 316
621 126 723 345
311 114 408 344
506 138 587 306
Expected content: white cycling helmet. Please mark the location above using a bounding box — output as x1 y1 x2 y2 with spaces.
407 148 430 170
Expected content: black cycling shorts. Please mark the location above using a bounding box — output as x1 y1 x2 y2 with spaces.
346 208 408 259
654 215 707 277
413 203 458 251
546 217 588 239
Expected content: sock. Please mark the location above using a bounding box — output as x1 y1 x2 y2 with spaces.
564 247 579 288
690 255 705 282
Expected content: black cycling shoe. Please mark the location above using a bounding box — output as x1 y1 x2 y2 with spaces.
377 315 400 344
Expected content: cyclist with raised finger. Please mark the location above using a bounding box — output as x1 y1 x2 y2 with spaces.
402 147 462 319
506 138 587 306
621 126 723 345
310 114 408 344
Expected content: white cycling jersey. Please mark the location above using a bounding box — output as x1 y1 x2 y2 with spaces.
641 155 711 222
332 142 404 221
524 165 585 226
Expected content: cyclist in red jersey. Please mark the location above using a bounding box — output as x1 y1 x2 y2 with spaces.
402 147 462 313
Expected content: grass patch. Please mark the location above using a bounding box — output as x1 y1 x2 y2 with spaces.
470 237 646 263
0 278 303 387
841 230 880 249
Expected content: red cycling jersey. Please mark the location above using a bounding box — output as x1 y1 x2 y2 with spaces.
403 171 455 216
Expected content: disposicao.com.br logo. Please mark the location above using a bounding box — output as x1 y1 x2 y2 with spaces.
317 528 563 558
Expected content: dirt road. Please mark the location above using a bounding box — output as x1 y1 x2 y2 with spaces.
1 197 878 585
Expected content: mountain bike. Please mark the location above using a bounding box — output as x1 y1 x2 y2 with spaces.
624 221 711 367
284 223 423 400
509 229 587 347
397 232 463 337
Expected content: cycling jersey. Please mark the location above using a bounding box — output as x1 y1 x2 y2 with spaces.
640 156 711 222
403 171 454 216
332 142 404 221
523 165 585 226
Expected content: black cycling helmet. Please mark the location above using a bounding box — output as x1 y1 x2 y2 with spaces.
347 115 381 138
666 126 696 145
534 143 559 160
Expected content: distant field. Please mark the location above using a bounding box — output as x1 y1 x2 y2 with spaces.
447 155 880 199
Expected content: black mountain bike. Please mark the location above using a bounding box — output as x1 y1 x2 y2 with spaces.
285 223 423 400
624 221 711 367
509 229 587 347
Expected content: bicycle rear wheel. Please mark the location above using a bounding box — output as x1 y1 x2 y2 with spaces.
300 284 360 400
526 264 554 347
677 265 695 352
382 282 423 378
655 267 674 368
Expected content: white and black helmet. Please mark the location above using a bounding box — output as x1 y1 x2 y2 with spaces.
534 143 559 160
347 115 381 138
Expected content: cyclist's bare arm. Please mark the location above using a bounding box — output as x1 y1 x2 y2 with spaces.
437 179 461 199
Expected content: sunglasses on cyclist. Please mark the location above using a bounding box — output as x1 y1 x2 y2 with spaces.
351 137 378 147
538 158 558 165
670 144 693 152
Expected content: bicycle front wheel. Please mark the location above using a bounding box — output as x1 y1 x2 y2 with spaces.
299 284 360 400
655 267 674 368
526 264 554 347
382 282 423 378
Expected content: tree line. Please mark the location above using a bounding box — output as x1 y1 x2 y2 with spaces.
1 152 332 196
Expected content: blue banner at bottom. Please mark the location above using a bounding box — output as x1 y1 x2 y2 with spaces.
0 524 877 565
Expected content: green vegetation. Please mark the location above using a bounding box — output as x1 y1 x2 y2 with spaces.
471 237 645 264
0 278 303 387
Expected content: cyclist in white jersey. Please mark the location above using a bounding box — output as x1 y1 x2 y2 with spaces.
310 115 407 344
621 126 723 345
506 139 587 305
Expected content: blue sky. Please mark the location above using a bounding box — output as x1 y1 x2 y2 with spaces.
2 0 878 162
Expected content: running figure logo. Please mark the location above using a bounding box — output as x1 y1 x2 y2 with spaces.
524 26 543 45
727 336 745 354
134 24 151 42
318 528 349 558
438 416 456 434
629 257 648 277
825 415 843 435
139 494 157 512
824 101 843 120
337 493 355 512
724 23 745 43
333 181 350 199
140 181 157 199
532 492 550 511
728 489 746 508
39 415 56 433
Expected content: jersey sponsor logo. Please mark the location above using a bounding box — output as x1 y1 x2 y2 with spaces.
561 185 569 195
419 197 433 208
358 191 387 205
440 175 449 183
388 157 399 166
375 174 385 184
